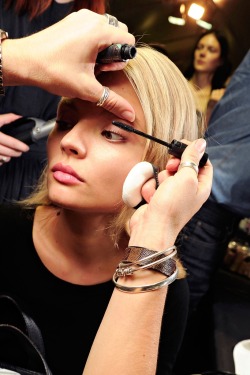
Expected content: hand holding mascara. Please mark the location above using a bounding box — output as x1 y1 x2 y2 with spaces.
97 44 137 64
112 121 208 168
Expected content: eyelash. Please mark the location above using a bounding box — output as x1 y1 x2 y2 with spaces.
55 120 126 142
101 129 126 142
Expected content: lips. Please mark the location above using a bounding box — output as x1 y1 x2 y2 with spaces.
51 163 84 185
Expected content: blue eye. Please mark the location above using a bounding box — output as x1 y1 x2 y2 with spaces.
101 130 124 141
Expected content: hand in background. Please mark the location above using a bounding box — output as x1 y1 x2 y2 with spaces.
0 114 29 165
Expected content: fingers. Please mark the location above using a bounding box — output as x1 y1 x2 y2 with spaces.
0 132 29 158
0 115 28 165
0 156 11 166
177 138 209 179
175 138 213 203
95 85 135 122
0 113 22 127
142 138 212 212
103 13 128 31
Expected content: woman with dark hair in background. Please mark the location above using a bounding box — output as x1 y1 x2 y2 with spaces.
0 0 106 203
185 29 231 127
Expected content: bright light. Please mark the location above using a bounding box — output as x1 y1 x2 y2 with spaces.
188 3 205 20
168 16 186 26
196 19 212 29
180 4 186 14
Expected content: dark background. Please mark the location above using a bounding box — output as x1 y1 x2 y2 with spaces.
108 0 250 74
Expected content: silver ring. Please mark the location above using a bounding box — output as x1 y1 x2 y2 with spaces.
96 87 110 107
178 161 199 176
0 156 8 163
104 13 119 27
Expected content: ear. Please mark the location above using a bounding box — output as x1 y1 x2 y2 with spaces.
122 161 157 208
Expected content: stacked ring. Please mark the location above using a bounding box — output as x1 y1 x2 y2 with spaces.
96 87 110 107
104 13 119 27
178 161 199 176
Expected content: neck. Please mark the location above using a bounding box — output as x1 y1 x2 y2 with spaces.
34 206 127 284
190 71 213 90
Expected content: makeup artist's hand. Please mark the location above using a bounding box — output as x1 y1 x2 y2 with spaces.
2 10 135 122
129 139 213 250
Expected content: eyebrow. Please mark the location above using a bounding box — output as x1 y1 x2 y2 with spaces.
58 98 76 112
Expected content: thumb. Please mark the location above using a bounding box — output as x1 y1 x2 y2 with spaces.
95 85 135 122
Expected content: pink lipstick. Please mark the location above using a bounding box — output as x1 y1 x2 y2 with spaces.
52 163 84 185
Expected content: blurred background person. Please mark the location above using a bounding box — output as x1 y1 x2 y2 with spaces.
174 49 250 375
0 0 106 203
185 29 232 128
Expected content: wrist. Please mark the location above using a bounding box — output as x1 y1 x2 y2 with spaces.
129 221 178 251
3 38 36 87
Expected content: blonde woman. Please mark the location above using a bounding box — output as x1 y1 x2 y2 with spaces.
0 46 212 375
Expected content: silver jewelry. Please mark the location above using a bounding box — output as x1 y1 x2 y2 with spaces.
125 246 176 263
113 268 178 293
113 245 179 292
0 29 8 96
96 86 110 107
0 156 8 163
120 246 177 276
178 161 199 176
104 13 119 27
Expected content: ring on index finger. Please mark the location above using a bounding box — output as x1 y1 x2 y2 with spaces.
104 13 119 27
96 87 110 107
178 161 199 176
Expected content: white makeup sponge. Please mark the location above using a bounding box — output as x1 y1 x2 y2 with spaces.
122 161 156 208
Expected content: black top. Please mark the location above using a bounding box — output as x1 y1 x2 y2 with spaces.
0 205 189 375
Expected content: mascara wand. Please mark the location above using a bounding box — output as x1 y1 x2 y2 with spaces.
112 121 208 168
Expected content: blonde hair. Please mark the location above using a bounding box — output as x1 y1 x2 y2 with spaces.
21 45 201 241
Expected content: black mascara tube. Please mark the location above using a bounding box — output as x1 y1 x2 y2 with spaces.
96 44 137 64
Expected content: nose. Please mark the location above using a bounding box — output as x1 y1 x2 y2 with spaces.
199 47 206 57
60 124 87 158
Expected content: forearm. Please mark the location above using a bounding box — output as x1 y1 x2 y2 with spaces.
84 139 213 375
84 272 168 375
84 224 176 375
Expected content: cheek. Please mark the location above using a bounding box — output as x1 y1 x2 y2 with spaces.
47 136 61 159
208 56 221 69
98 158 143 201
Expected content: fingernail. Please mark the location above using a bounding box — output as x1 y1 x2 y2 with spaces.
121 111 135 122
195 138 206 153
166 158 176 166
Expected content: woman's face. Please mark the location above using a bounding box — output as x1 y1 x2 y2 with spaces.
193 33 222 74
47 71 146 214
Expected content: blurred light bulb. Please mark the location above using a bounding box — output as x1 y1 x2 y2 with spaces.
168 16 186 26
188 3 205 20
196 19 212 29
